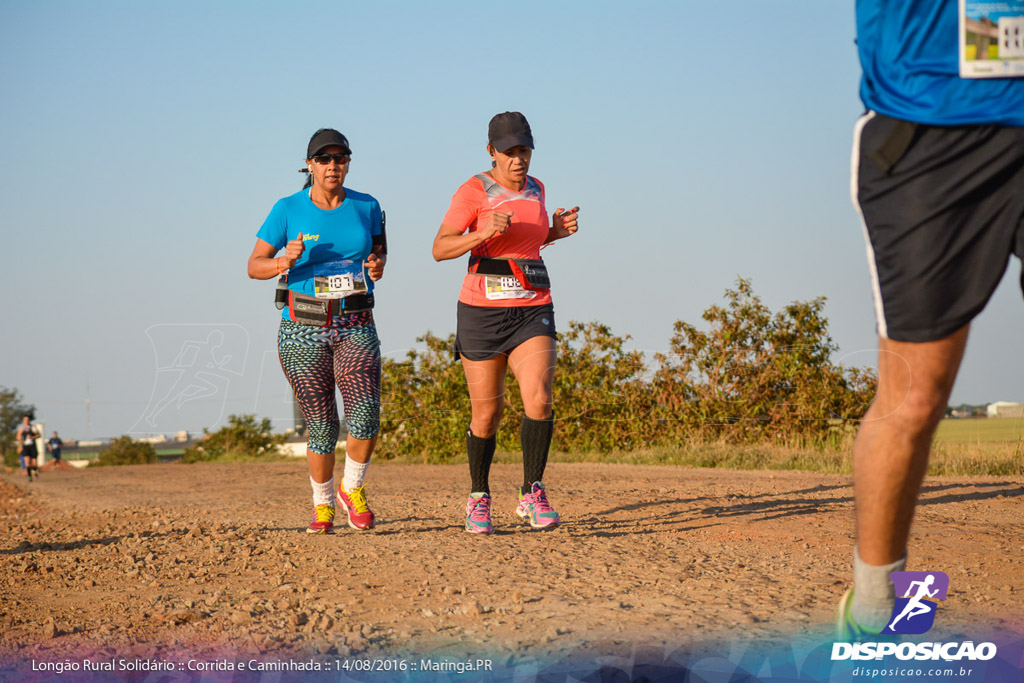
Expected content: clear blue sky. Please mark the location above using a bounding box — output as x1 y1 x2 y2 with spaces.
3 1 1022 440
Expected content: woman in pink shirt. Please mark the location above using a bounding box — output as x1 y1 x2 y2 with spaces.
432 112 580 535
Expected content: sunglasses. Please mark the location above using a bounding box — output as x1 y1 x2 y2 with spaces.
311 153 351 165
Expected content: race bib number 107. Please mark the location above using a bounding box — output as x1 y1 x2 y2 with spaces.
313 259 368 299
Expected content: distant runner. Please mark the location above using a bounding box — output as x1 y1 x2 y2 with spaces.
248 128 387 534
46 431 63 464
432 112 580 534
16 416 40 482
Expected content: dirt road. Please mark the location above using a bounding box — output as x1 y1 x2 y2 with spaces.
1 462 1022 679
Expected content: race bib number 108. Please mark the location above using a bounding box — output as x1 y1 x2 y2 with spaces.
484 275 536 301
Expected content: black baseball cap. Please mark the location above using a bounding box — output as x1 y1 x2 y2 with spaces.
488 112 534 153
307 128 352 158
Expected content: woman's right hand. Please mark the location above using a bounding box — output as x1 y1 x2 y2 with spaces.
282 232 306 268
432 211 513 261
478 210 514 241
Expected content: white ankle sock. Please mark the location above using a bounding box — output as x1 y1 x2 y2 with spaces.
851 546 906 631
310 476 335 507
342 455 370 492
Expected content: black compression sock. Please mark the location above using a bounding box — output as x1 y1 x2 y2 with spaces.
521 414 554 494
466 429 496 495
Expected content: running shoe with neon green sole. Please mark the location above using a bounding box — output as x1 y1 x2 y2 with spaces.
836 587 890 642
306 504 335 534
337 485 376 530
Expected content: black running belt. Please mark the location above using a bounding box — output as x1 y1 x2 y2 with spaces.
468 256 515 275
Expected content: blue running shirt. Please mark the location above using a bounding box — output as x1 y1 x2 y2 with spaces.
857 0 1024 126
257 188 383 320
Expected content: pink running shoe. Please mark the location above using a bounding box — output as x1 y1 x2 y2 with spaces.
516 482 560 529
465 493 494 534
306 504 335 534
337 485 376 530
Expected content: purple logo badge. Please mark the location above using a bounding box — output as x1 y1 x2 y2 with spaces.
882 571 950 635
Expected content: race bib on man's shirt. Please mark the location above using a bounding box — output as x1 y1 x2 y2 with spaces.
960 0 1024 78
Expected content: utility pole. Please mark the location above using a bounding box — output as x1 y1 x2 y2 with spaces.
85 382 92 439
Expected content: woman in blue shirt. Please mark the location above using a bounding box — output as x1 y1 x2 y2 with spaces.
248 128 387 534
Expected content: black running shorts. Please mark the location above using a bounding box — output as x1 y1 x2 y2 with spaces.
454 302 557 361
852 111 1024 343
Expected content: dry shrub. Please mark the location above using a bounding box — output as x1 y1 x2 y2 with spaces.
375 279 876 463
182 414 287 463
91 436 158 467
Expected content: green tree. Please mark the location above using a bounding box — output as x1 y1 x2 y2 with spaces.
182 414 287 463
91 436 159 467
547 322 649 452
652 277 876 444
376 332 469 461
1 386 36 468
375 325 650 460
371 279 876 460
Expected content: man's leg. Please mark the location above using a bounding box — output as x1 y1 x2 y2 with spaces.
855 327 969 563
848 326 968 630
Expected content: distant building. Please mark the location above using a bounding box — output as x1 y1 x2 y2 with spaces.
987 401 1024 418
946 403 987 418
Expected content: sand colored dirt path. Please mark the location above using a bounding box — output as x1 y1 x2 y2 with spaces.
1 462 1022 676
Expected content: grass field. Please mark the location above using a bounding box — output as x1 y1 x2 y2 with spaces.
39 419 1024 477
928 418 1024 475
934 417 1024 443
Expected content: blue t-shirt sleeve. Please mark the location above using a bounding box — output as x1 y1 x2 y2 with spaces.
371 200 383 237
256 199 289 250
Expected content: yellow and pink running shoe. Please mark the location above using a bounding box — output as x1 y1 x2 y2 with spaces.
307 504 335 534
337 485 376 530
516 482 560 529
465 493 494 534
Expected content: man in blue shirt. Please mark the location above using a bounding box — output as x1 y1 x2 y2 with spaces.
46 432 63 463
840 0 1024 640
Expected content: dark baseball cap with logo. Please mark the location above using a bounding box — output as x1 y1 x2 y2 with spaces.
307 128 352 158
488 112 534 153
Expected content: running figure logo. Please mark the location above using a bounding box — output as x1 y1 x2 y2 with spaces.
133 324 249 432
883 571 950 635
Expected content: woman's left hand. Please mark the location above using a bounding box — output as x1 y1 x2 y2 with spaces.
364 252 387 281
551 206 580 241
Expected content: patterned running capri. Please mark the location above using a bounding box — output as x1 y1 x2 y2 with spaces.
278 311 382 453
